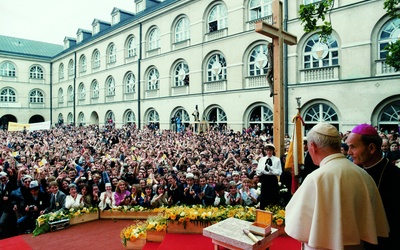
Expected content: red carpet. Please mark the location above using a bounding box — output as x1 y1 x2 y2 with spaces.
0 236 32 250
0 220 300 250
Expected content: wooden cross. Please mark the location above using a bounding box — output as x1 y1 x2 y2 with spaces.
255 0 297 157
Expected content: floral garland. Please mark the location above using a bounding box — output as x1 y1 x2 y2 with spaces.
33 207 99 236
265 204 285 227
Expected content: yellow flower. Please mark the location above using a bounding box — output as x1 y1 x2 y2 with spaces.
178 217 185 223
155 224 163 231
276 218 284 226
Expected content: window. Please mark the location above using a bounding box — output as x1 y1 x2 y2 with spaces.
78 83 86 100
249 0 272 21
208 4 227 32
147 109 159 123
148 28 160 51
206 107 227 129
249 105 273 131
108 43 117 63
67 85 74 102
174 61 189 86
58 88 63 103
0 62 16 77
147 68 159 90
93 50 100 69
207 53 227 81
105 110 115 125
125 72 135 94
127 37 136 57
59 63 64 80
125 110 135 124
379 100 400 131
303 0 322 4
68 59 74 77
378 18 400 59
304 34 339 69
29 65 44 79
0 88 16 102
78 112 85 126
175 17 190 43
249 44 269 76
79 55 87 73
304 103 339 132
91 80 99 98
29 89 44 103
106 77 115 96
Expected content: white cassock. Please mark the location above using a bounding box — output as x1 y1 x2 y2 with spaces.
285 153 389 250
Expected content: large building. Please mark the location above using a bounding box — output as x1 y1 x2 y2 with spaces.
1 0 399 135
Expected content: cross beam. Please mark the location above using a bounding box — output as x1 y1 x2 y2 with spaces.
255 0 297 158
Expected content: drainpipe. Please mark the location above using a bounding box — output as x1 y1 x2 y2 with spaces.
50 62 53 127
73 52 77 126
138 23 142 130
284 0 289 134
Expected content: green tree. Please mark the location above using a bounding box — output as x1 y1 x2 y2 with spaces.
299 0 400 71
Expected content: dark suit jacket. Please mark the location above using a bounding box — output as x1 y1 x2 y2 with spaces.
199 184 215 206
45 190 66 213
300 151 319 184
182 184 201 205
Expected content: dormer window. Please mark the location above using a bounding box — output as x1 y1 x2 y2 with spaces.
136 0 144 13
112 14 119 25
93 23 100 35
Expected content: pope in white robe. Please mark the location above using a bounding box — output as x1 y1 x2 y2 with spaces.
285 123 389 250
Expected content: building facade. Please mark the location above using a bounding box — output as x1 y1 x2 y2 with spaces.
0 0 399 135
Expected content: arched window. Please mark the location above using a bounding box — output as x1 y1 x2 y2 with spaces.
147 68 159 90
208 4 227 32
207 53 227 81
304 103 339 132
58 88 63 103
248 44 269 76
105 110 115 125
29 65 44 79
174 61 189 86
304 34 339 69
172 108 190 130
79 55 87 73
127 36 136 58
106 77 115 96
147 109 159 123
206 107 227 130
67 85 74 102
378 100 400 132
92 50 100 69
175 17 190 43
59 63 64 80
78 112 85 126
78 82 86 100
108 43 117 63
378 18 400 60
249 0 272 21
125 110 135 124
125 72 135 94
0 62 16 77
91 80 99 98
29 89 44 103
249 105 273 132
67 112 73 125
148 28 160 51
68 59 74 77
0 88 16 102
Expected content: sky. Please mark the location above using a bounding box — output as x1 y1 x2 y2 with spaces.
0 0 135 45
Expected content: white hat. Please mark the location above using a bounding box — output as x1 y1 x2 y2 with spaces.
251 160 258 165
105 182 112 187
0 172 7 178
22 175 33 181
311 123 339 137
29 180 39 189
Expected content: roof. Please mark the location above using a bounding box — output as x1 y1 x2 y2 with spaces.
0 35 63 59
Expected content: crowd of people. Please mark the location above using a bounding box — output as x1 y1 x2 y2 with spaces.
0 122 399 248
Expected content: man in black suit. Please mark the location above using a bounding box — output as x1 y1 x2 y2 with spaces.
300 139 319 185
197 175 215 206
182 173 200 205
41 181 66 214
0 171 18 238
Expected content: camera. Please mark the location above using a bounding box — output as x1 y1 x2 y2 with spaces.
28 205 35 211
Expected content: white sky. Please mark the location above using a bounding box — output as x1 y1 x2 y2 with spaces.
0 0 135 45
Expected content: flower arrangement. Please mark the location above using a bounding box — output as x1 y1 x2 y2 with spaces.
33 207 99 236
110 205 151 212
146 214 167 232
120 220 147 246
265 204 285 227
